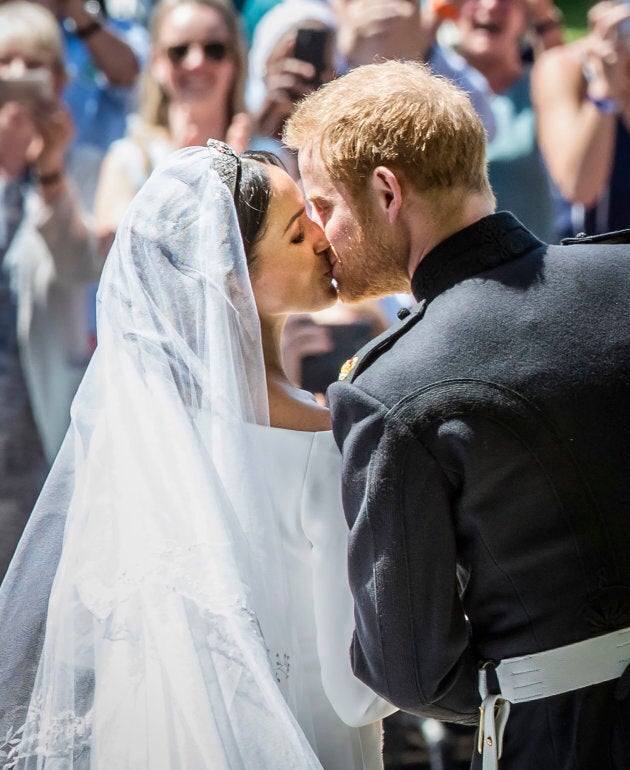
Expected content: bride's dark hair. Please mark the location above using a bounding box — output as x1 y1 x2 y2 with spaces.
235 150 286 266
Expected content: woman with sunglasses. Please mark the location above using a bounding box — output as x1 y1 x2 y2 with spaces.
93 0 249 253
0 141 396 769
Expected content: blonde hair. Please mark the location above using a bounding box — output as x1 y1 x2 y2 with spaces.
140 0 246 129
283 59 493 202
0 1 66 78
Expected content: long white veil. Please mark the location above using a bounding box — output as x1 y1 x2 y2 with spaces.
0 146 322 769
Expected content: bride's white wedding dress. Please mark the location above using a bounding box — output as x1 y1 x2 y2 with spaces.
0 146 395 770
250 425 395 770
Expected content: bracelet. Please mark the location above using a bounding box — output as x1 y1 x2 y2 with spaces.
75 20 102 39
585 92 621 115
37 169 64 186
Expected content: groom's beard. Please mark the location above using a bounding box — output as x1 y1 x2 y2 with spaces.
335 214 408 303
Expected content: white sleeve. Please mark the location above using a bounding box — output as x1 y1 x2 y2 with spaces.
302 433 398 727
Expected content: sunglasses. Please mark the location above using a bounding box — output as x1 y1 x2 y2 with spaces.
165 40 232 65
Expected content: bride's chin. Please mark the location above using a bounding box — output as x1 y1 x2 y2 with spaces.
321 295 339 312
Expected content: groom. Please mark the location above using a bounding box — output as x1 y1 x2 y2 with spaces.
284 60 630 769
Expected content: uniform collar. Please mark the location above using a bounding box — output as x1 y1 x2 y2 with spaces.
410 212 544 303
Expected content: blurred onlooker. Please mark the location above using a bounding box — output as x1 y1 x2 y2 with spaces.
28 0 148 166
332 0 427 68
94 0 249 248
30 0 149 365
331 0 497 139
525 0 564 53
239 0 282 43
532 0 630 235
247 0 337 177
246 0 496 185
0 0 102 581
281 299 389 404
448 0 558 242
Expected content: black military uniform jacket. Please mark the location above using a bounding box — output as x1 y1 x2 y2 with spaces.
328 212 630 769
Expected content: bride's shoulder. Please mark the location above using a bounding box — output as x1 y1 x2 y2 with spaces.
268 381 332 432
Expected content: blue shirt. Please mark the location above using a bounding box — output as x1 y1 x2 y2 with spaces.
485 69 557 244
62 18 149 155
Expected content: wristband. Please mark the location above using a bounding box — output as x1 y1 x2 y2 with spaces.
585 93 621 115
37 169 64 186
75 20 102 39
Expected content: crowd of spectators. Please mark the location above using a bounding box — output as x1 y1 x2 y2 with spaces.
1 0 629 766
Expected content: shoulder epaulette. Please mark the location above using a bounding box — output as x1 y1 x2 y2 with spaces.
338 300 428 384
561 228 630 246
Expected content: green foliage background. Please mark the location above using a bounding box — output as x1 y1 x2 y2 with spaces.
557 0 591 40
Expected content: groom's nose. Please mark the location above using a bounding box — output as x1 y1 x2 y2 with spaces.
309 220 330 253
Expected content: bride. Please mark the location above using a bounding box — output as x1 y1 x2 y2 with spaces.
0 141 395 769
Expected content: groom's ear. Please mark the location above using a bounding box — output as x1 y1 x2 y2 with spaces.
370 166 403 225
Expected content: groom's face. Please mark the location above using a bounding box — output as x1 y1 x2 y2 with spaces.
299 146 407 302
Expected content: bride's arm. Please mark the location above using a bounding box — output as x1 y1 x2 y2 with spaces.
302 433 398 727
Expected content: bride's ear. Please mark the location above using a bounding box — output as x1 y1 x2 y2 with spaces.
370 166 403 225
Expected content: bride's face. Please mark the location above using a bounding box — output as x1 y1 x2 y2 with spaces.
249 164 338 318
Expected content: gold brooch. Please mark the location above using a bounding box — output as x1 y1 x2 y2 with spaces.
338 356 359 381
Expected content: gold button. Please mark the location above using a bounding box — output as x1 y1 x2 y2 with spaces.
486 737 493 747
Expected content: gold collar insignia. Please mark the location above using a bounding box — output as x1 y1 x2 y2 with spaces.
338 356 359 381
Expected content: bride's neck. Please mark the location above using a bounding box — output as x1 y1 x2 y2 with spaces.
259 315 291 387
259 314 331 431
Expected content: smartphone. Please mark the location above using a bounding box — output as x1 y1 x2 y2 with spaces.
301 322 374 395
0 71 53 107
294 27 331 80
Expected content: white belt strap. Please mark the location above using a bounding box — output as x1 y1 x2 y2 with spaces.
477 625 630 770
478 693 510 770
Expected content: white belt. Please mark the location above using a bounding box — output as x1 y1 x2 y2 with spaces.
477 626 630 770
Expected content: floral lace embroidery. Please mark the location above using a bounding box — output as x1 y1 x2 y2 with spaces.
0 699 92 768
0 723 23 769
1 541 293 768
75 539 292 679
272 652 291 682
76 539 249 624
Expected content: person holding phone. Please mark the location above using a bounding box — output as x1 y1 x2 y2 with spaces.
246 0 336 178
0 1 103 582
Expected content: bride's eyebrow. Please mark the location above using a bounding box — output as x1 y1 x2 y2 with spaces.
283 207 305 234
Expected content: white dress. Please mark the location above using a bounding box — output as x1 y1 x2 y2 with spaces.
250 425 396 770
0 152 395 769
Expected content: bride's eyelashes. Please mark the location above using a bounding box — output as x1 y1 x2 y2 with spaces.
291 227 305 245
